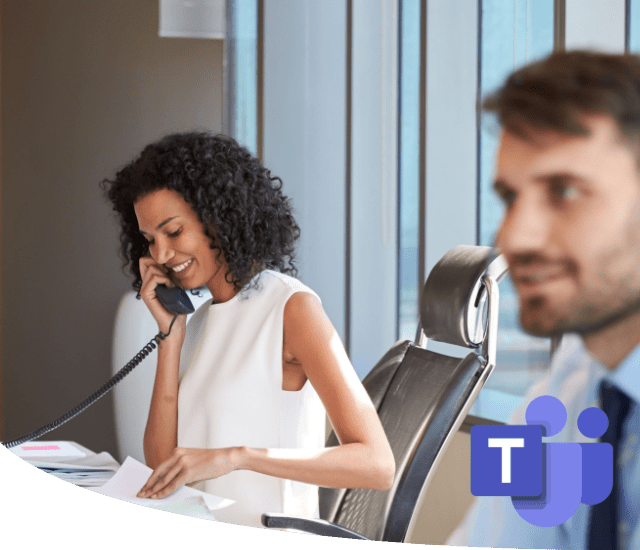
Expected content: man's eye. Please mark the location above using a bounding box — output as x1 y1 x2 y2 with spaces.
551 184 579 201
497 190 516 207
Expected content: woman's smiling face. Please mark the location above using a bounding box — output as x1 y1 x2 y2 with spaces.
134 188 232 298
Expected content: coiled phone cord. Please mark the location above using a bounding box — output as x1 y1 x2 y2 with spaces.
1 313 179 449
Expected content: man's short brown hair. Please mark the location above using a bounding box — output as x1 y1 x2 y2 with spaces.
483 50 640 146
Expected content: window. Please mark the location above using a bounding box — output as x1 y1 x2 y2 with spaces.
398 0 421 342
246 1 627 424
629 0 640 51
224 0 258 155
471 0 555 422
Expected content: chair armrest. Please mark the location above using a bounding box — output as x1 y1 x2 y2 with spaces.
261 513 369 539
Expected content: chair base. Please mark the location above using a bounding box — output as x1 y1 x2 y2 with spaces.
261 513 369 539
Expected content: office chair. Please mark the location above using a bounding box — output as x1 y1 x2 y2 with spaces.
262 244 508 541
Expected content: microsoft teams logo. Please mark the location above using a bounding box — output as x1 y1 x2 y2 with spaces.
470 395 613 527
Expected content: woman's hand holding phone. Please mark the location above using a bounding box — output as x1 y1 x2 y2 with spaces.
139 256 187 342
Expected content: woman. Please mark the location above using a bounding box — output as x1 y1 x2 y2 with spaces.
102 131 395 528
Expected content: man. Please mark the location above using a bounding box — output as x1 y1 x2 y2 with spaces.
448 50 640 549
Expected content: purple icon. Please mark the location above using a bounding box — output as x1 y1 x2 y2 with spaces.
471 425 543 497
578 407 613 505
512 396 582 527
470 395 613 528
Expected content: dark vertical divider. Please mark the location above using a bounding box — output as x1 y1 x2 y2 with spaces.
554 0 566 51
625 0 631 52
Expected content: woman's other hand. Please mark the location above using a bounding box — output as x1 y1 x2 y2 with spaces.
137 447 244 499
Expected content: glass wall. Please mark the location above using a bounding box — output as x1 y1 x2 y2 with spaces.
398 0 421 341
236 0 629 422
630 0 640 51
350 0 399 377
233 0 258 154
225 0 258 155
471 0 555 421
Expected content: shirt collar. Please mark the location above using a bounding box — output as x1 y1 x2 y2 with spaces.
605 340 640 405
568 334 640 405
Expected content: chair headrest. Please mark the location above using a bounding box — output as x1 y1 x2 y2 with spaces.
420 245 507 348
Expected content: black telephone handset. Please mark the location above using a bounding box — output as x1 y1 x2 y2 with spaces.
2 285 194 449
143 245 194 315
155 284 195 315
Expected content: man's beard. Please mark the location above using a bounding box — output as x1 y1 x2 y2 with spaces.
520 290 640 338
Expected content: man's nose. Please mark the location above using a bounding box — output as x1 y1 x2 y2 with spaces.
495 198 549 255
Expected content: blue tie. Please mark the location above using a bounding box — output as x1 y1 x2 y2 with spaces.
586 381 632 550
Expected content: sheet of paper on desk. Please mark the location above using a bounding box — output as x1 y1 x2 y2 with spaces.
90 456 235 518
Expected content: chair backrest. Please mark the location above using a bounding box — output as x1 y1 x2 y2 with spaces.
319 245 507 542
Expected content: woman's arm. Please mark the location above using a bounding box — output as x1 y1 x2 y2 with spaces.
137 256 187 469
142 336 182 468
242 291 395 489
138 292 395 498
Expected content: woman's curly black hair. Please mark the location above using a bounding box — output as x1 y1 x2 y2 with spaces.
101 131 300 295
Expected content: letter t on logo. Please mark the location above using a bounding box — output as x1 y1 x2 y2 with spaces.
488 438 525 483
471 425 542 497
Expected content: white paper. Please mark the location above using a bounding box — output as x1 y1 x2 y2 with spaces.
90 456 235 514
10 441 86 458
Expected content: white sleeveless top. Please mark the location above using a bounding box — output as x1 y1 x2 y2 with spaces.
177 270 327 528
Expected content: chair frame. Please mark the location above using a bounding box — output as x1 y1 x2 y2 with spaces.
403 253 506 540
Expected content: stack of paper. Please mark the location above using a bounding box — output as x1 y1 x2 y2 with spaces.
37 466 116 487
90 456 235 520
10 441 120 487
